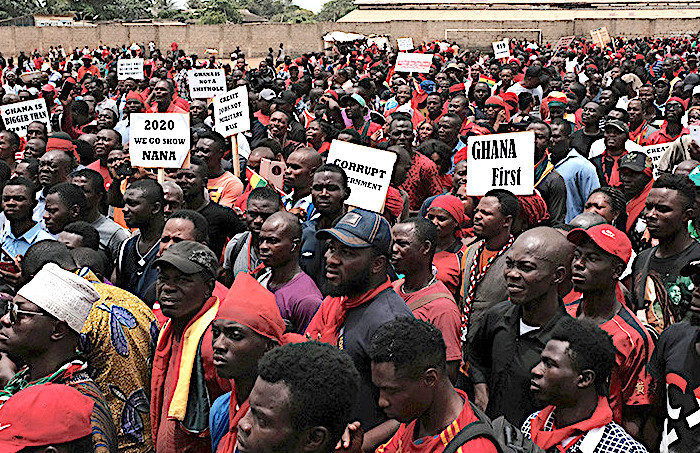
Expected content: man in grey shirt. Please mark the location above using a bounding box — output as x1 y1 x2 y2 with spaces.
71 168 130 264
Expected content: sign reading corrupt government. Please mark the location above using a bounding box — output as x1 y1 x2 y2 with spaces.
640 143 672 177
0 98 50 137
466 131 535 196
129 113 190 168
188 69 226 99
395 53 434 74
117 58 144 80
326 140 396 213
213 86 250 137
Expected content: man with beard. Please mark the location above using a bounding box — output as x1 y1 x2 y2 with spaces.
647 97 690 145
174 157 245 258
647 259 700 453
114 178 165 300
87 128 122 189
36 149 74 222
469 227 572 426
461 189 519 343
282 147 322 217
305 208 412 448
268 110 303 157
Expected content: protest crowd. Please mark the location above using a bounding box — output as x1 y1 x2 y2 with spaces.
0 32 697 453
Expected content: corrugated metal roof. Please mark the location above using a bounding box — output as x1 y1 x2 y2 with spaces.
339 7 700 21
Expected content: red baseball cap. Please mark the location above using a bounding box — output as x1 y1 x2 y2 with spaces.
0 383 94 452
567 224 632 264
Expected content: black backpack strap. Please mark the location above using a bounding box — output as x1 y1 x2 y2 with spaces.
443 420 503 453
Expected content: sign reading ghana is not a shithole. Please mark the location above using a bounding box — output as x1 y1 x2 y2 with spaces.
129 113 190 168
466 131 535 196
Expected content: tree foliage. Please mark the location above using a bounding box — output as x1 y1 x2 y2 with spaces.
316 0 356 22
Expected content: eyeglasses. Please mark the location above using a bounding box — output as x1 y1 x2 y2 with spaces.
6 301 45 325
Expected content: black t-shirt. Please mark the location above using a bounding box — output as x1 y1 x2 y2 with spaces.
570 129 603 158
632 241 700 317
647 322 700 453
199 201 245 258
338 287 413 430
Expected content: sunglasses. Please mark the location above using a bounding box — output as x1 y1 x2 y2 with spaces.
6 301 45 325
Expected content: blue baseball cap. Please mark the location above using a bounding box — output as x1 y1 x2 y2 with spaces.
316 208 392 255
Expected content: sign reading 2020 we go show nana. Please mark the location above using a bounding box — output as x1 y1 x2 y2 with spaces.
466 130 535 196
129 113 190 168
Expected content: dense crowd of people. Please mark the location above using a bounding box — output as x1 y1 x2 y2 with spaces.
0 33 697 453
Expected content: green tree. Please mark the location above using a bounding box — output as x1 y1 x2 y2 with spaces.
193 0 241 24
316 0 355 22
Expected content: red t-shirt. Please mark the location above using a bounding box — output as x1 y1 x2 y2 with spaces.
565 300 655 424
433 243 467 297
392 279 462 362
376 389 499 453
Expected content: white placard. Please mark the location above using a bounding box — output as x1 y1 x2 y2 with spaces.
395 52 434 74
188 69 226 99
214 86 250 137
117 58 144 80
397 37 414 51
0 99 51 138
590 27 611 48
466 131 535 196
554 36 575 51
689 125 700 146
129 113 190 168
492 39 510 59
326 140 396 213
640 143 672 177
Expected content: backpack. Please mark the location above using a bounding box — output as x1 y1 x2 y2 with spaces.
443 403 544 453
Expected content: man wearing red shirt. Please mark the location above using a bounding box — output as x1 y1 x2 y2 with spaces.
371 318 499 453
565 224 655 443
647 98 689 145
148 80 188 114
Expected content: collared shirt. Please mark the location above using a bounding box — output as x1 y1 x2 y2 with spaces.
0 221 54 258
553 148 601 223
522 408 648 453
468 300 570 426
647 124 690 145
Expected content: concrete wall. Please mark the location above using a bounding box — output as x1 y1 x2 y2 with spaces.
1 18 698 58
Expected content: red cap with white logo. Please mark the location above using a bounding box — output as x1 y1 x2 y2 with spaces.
567 224 633 264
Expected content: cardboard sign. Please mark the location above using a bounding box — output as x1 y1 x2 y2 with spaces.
326 140 396 213
640 143 672 177
554 36 575 51
188 69 226 99
397 37 414 51
117 58 144 80
466 131 535 196
590 27 611 48
213 86 250 137
492 39 510 59
0 99 51 137
129 113 190 168
394 52 434 74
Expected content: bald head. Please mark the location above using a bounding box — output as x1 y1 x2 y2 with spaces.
568 212 607 230
263 211 302 240
511 226 573 269
674 159 700 177
289 147 323 169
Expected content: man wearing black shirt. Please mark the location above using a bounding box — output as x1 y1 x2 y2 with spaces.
469 227 572 426
631 174 700 333
570 101 604 158
648 259 700 453
174 157 245 258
